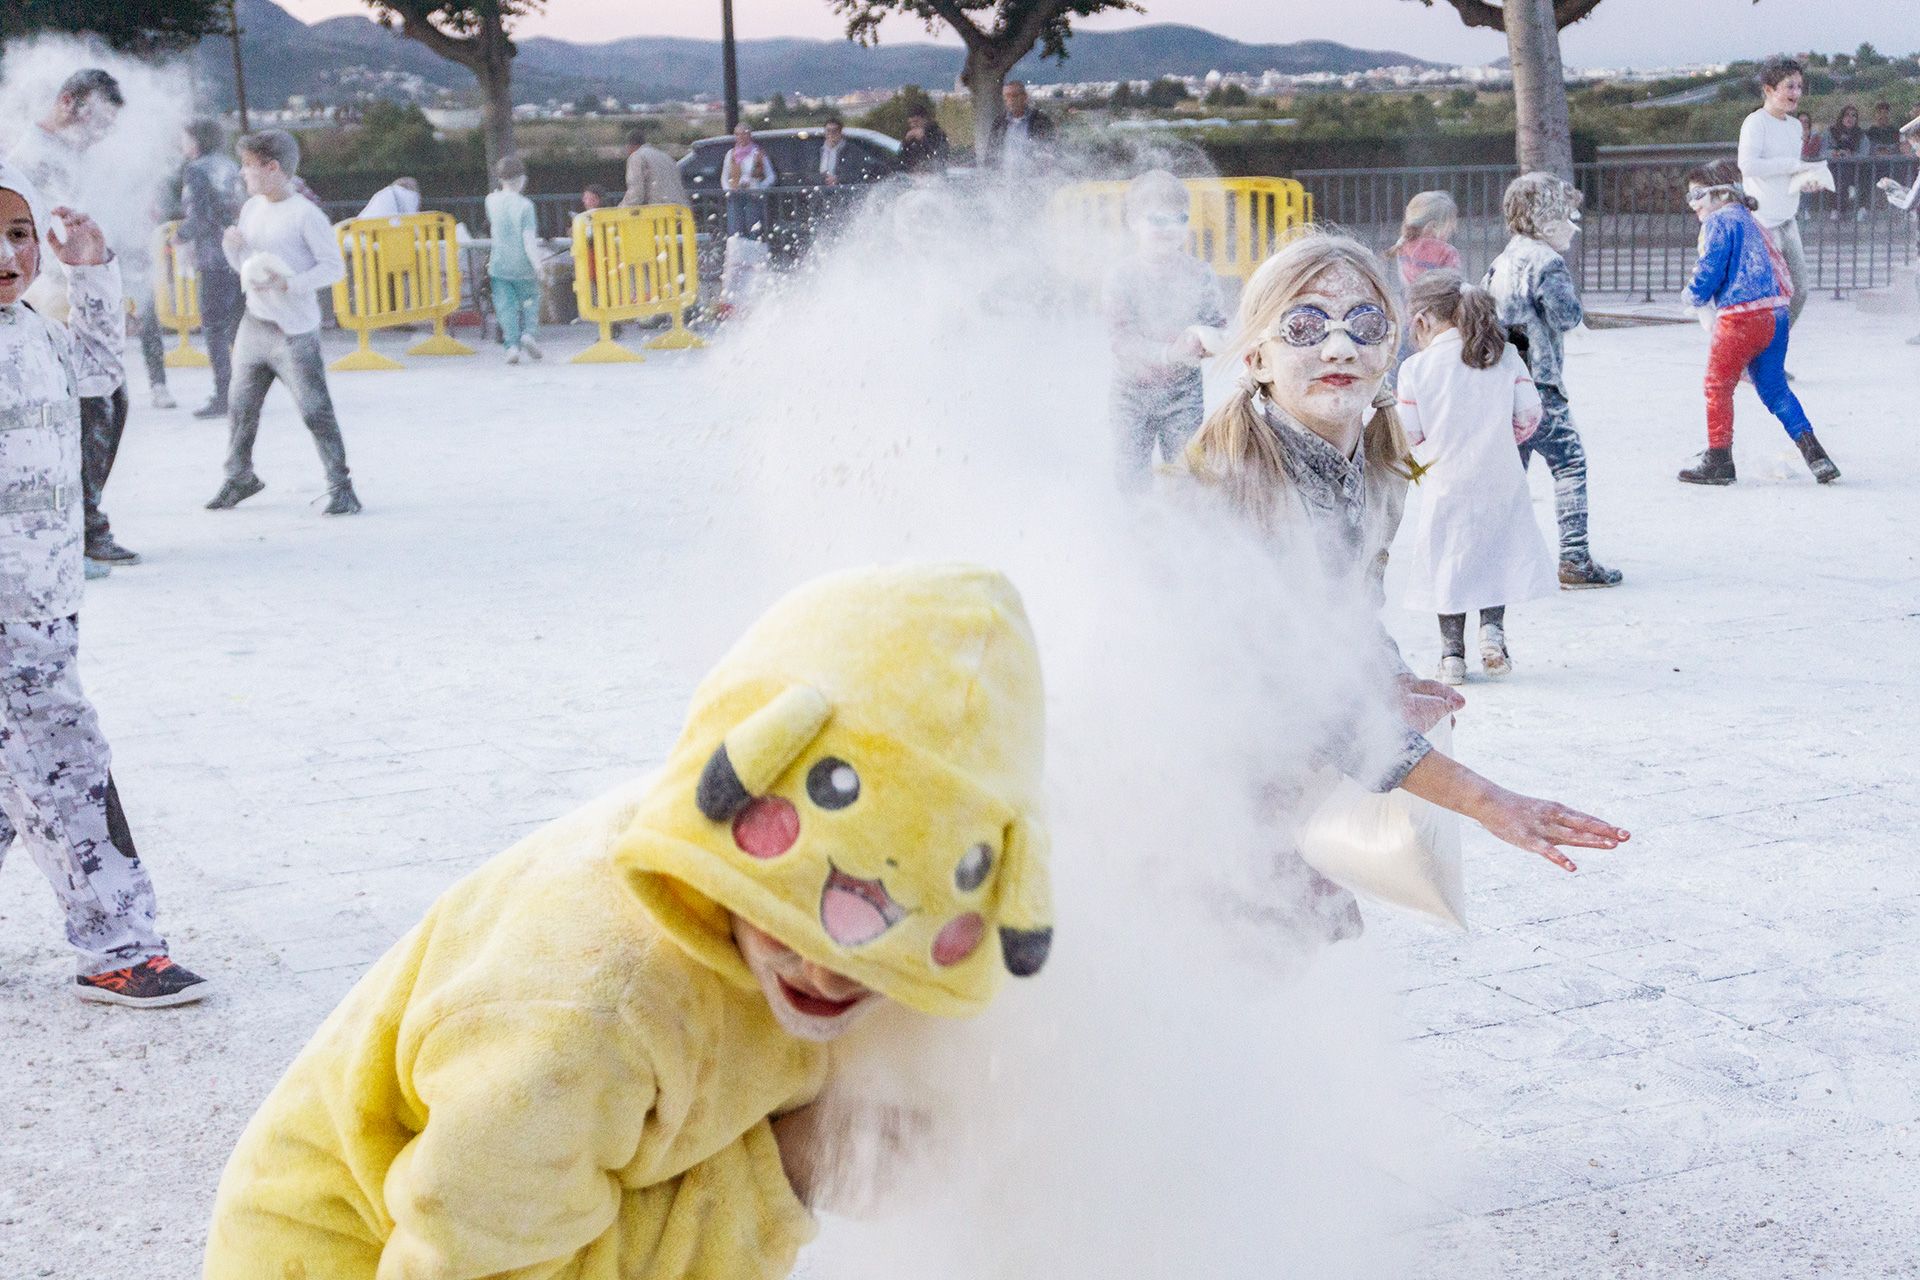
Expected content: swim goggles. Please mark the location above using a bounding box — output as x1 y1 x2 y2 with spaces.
1269 303 1394 348
1686 183 1742 209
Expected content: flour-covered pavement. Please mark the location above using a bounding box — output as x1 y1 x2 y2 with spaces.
1 298 1915 1278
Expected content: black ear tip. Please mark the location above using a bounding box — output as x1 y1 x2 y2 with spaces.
999 926 1052 977
696 744 751 822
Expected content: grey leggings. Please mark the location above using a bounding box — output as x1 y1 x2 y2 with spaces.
1439 606 1507 658
226 314 351 487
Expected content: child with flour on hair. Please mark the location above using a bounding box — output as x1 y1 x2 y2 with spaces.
1485 172 1622 589
1102 170 1226 489
1395 269 1558 684
1677 159 1838 485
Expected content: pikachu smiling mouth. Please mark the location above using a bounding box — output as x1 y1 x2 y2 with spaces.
819 865 909 946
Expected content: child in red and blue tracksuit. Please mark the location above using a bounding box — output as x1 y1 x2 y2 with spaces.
1678 161 1839 485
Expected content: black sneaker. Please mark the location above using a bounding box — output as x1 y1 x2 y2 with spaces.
75 956 209 1008
1677 447 1736 486
323 481 362 516
192 400 229 420
205 473 265 510
1559 556 1623 589
85 536 140 566
1795 433 1840 484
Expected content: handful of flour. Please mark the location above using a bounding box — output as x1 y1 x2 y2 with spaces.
240 252 293 294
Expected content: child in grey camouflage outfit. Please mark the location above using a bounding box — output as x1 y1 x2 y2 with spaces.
0 162 207 1006
1103 170 1226 489
1485 172 1622 589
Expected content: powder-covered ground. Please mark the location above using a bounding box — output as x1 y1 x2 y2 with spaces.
1 292 1916 1278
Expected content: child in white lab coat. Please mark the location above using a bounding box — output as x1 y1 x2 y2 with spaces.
1394 270 1558 685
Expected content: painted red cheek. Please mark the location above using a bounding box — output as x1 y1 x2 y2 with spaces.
733 796 799 859
932 913 986 967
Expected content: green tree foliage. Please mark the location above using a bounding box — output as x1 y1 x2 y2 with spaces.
857 83 937 137
0 0 224 53
1204 83 1250 108
302 99 483 173
1143 77 1189 109
828 0 1141 151
1110 81 1135 109
363 1 544 173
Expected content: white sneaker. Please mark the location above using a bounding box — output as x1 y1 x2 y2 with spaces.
520 336 544 361
1437 655 1467 686
1479 625 1512 678
505 345 521 365
151 385 176 410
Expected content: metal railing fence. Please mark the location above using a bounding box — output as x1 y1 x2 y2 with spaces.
1294 156 1918 300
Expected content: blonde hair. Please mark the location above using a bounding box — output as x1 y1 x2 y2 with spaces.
1407 269 1505 370
1185 231 1411 524
1387 190 1458 259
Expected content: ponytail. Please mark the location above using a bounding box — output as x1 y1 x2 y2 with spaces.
1407 269 1505 370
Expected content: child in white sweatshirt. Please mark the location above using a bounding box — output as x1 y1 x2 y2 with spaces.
206 129 360 516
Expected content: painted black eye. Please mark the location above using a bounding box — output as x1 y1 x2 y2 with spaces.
806 757 860 809
954 843 993 892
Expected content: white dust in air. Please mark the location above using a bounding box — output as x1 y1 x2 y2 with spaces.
666 162 1449 1278
0 36 197 267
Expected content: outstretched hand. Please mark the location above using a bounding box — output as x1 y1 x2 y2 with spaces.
1472 788 1629 873
46 207 108 267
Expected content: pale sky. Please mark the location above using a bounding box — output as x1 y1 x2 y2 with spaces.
279 0 1916 71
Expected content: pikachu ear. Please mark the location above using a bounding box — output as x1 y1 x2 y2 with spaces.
995 813 1053 977
695 685 833 822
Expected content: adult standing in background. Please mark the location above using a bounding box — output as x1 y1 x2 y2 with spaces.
1825 103 1866 214
988 81 1055 172
178 118 246 421
8 67 142 572
620 126 689 212
356 176 420 220
1738 58 1816 338
900 104 950 174
816 116 869 186
720 123 775 238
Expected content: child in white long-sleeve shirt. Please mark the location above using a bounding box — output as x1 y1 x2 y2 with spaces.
206 129 360 516
0 161 207 1005
1396 269 1558 685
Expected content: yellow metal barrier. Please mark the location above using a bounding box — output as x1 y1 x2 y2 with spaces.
1050 176 1315 282
570 204 704 364
330 210 474 371
151 221 211 368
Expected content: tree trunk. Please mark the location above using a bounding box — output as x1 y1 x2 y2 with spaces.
1505 0 1573 179
479 55 514 176
965 54 1008 167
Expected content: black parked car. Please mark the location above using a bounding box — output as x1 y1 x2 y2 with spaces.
677 126 904 194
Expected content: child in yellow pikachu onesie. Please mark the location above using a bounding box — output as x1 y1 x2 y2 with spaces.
203 563 1051 1280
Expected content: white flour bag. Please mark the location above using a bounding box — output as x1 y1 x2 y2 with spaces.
1298 718 1467 930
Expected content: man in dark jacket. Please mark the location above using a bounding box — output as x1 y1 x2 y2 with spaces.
900 106 950 173
986 81 1056 171
177 118 246 419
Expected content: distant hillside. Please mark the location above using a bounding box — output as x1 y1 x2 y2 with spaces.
193 1 1443 110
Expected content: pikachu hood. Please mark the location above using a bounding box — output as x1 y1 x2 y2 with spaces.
620 563 1052 1018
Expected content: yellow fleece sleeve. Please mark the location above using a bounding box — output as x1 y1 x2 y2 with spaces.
612 1118 818 1280
376 1001 653 1280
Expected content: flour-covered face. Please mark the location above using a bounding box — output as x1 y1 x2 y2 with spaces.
1539 212 1579 253
0 191 40 307
734 915 883 1042
1131 205 1189 254
1249 263 1396 446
